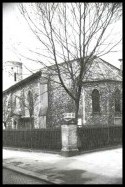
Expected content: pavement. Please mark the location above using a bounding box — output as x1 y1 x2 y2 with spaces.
3 147 123 184
3 168 48 184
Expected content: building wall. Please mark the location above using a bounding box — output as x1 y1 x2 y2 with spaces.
18 78 40 129
3 77 42 129
82 81 122 126
39 77 49 128
3 71 122 129
47 79 122 127
47 77 75 128
3 92 13 129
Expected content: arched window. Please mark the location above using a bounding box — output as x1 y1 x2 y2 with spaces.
27 91 33 104
14 120 17 129
114 89 121 113
27 90 34 115
14 72 17 81
92 89 100 113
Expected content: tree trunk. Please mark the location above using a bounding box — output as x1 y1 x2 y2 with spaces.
75 99 80 124
30 115 33 129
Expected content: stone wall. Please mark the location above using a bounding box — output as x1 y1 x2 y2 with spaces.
20 78 40 128
3 69 122 129
47 78 75 128
48 79 122 127
82 81 122 126
3 77 41 129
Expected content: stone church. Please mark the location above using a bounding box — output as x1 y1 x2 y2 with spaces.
3 57 122 129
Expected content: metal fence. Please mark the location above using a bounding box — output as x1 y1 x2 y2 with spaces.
3 128 62 151
77 125 122 151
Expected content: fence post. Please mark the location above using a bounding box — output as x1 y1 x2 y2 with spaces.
61 113 79 157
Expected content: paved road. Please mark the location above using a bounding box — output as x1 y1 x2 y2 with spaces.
3 147 122 184
3 168 49 184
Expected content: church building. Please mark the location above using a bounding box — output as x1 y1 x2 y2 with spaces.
3 57 122 129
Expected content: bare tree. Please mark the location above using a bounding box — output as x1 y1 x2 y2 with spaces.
18 2 122 123
16 89 38 129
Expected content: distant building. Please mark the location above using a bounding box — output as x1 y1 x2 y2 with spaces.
3 57 122 129
3 61 22 90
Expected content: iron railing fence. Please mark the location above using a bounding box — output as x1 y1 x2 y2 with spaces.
77 125 122 151
3 125 122 152
3 128 62 151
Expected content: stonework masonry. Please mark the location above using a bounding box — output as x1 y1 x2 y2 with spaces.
3 77 122 129
3 58 122 129
3 75 42 129
47 79 75 128
47 79 122 128
82 81 122 126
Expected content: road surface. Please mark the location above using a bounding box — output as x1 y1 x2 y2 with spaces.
3 168 50 184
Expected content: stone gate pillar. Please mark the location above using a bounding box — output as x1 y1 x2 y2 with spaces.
61 113 79 157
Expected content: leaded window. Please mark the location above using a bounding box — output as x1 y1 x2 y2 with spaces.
114 89 121 113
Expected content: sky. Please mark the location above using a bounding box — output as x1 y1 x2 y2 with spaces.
3 3 42 75
3 3 122 90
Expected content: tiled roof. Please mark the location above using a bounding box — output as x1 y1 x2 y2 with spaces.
83 58 122 82
3 57 122 95
3 71 41 95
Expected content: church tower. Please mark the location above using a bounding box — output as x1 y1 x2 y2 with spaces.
3 61 22 90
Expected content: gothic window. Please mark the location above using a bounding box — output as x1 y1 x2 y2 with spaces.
14 72 16 81
14 120 17 129
27 91 33 104
14 96 17 107
114 89 121 113
27 90 34 115
92 89 100 113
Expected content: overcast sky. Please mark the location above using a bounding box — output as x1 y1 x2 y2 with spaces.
3 3 122 76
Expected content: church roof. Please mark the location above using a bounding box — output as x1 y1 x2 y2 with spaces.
3 57 122 95
82 58 122 82
3 71 41 95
